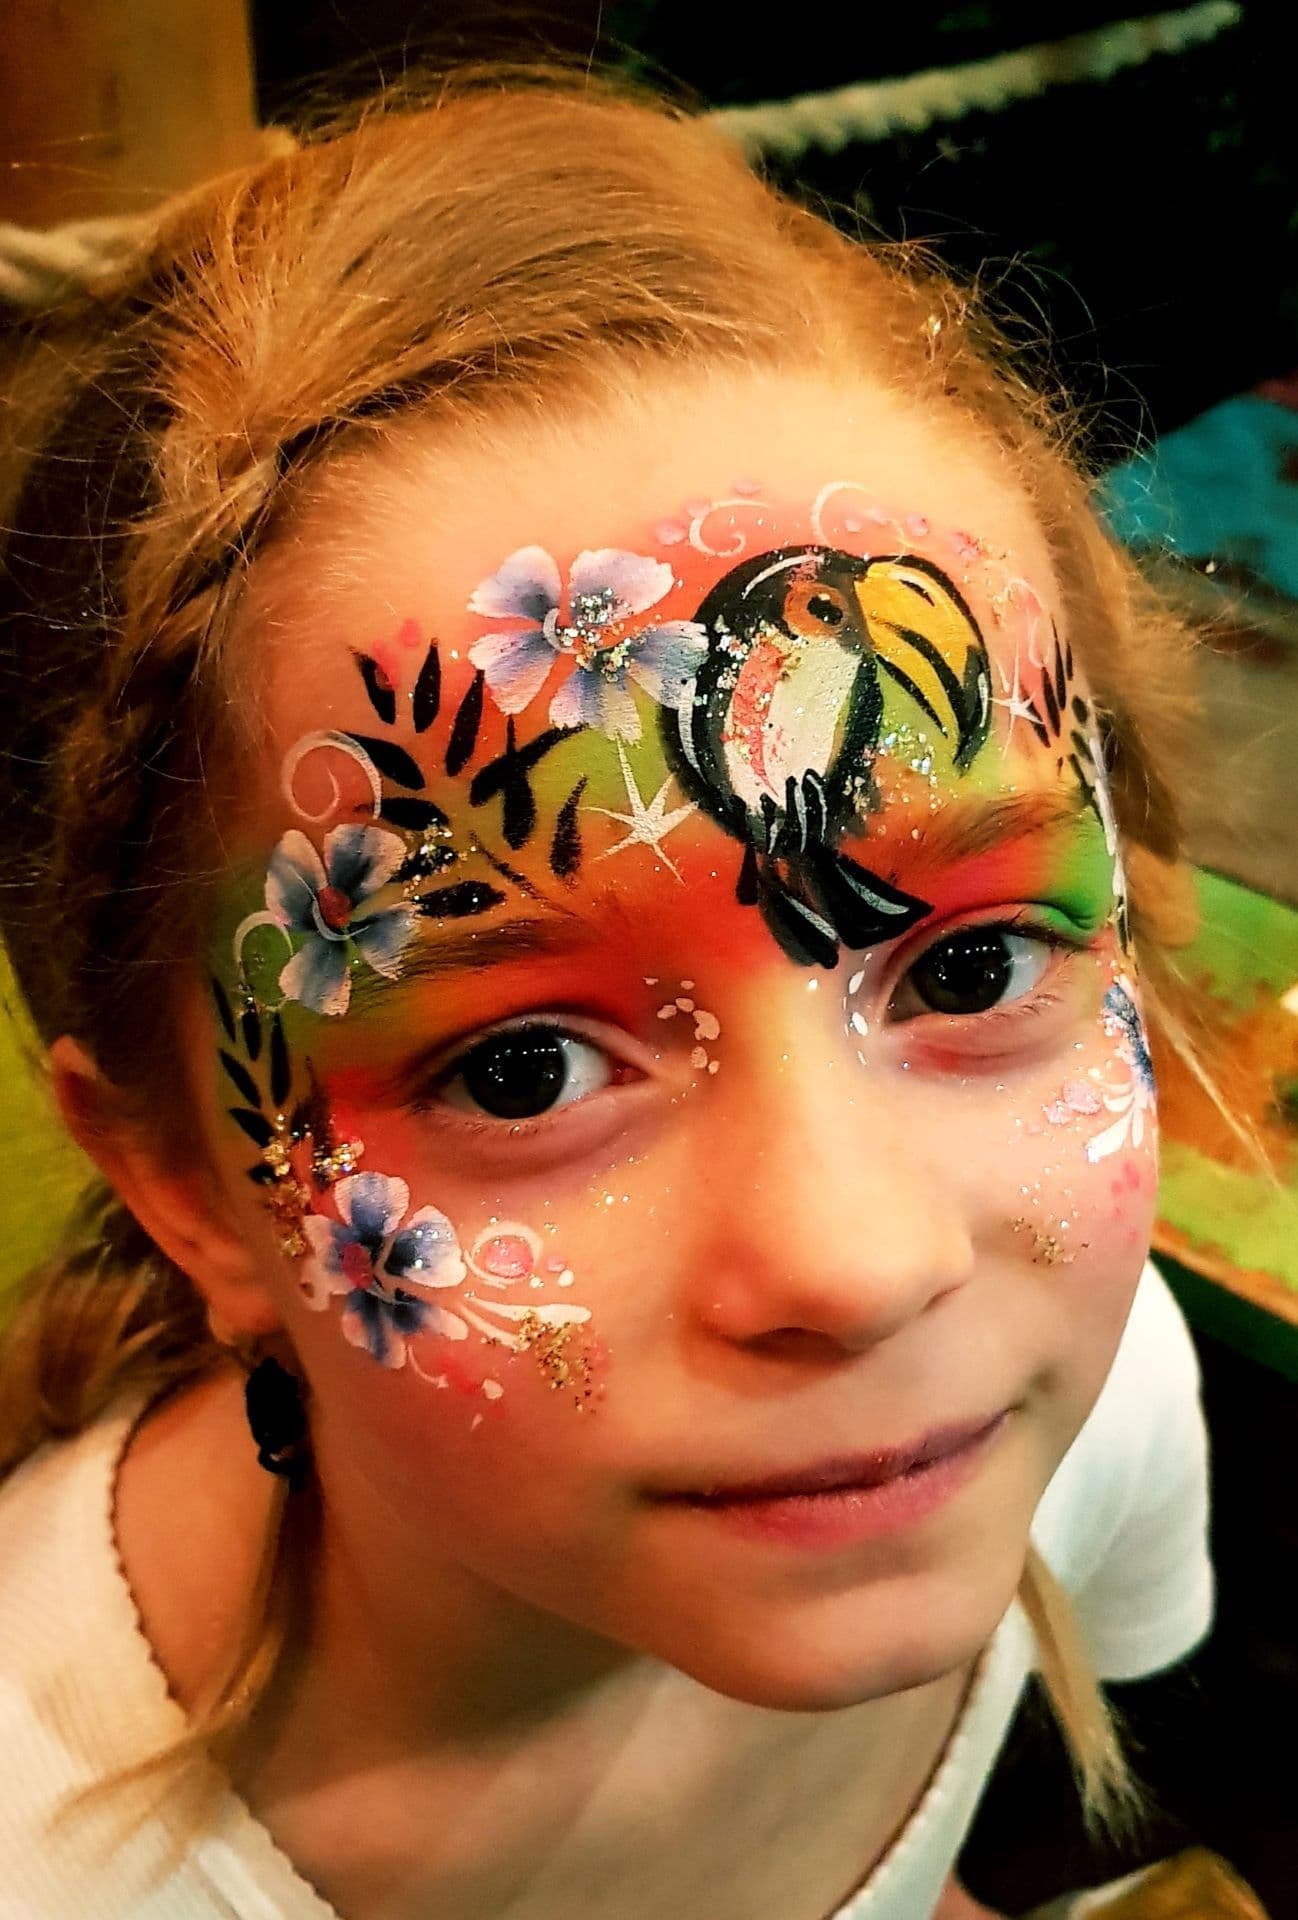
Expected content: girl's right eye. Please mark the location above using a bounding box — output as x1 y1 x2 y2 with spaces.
435 1024 615 1121
888 920 1074 1024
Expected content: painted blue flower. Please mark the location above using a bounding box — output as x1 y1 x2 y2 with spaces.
266 824 414 1017
1102 978 1154 1093
301 1172 468 1369
1086 974 1157 1163
467 545 707 743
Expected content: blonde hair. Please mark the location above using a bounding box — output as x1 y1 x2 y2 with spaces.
0 63 1208 1863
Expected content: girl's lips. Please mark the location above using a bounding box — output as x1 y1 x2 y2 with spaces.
657 1415 1012 1549
656 1409 1012 1503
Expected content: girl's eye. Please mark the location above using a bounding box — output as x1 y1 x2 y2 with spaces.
438 1026 613 1120
891 925 1053 1020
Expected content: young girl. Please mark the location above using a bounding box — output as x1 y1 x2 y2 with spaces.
0 69 1215 1920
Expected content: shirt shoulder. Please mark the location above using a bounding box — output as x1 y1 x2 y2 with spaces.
0 1392 343 1920
0 1398 211 1917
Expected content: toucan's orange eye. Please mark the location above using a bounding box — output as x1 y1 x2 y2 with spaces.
784 580 849 636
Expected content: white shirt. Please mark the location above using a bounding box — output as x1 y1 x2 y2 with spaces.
0 1259 1214 1919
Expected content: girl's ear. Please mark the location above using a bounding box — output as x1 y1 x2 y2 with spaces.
47 1034 283 1340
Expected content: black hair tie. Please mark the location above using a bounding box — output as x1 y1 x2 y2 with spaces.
244 1354 311 1492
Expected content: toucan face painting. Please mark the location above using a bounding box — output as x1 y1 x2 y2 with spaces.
664 546 993 967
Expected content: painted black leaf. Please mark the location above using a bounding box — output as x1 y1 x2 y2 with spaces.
761 878 839 971
290 1086 330 1151
355 653 397 726
415 881 506 920
229 1107 274 1148
1071 695 1089 725
736 843 761 906
469 722 571 850
1069 754 1103 828
550 778 587 880
445 670 484 776
1023 703 1050 748
476 844 541 898
395 841 456 884
219 1050 262 1110
380 795 450 831
412 642 441 734
269 1015 291 1109
1040 667 1060 735
1053 633 1068 710
344 731 426 791
210 975 236 1043
240 1003 263 1062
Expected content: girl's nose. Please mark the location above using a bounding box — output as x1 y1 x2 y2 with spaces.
687 1019 975 1354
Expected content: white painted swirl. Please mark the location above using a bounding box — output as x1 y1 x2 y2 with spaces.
809 480 904 548
231 910 294 1010
280 729 382 824
687 497 768 558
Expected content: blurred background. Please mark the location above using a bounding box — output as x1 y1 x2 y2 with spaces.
2 4 1297 1913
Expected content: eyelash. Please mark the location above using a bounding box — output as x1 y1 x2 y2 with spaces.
406 915 1094 1127
406 1014 641 1135
887 912 1086 1029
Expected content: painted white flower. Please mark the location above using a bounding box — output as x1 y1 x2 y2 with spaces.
300 1172 466 1368
301 1184 591 1372
256 824 413 1017
467 545 706 742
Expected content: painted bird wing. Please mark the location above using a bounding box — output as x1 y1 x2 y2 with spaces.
852 558 991 768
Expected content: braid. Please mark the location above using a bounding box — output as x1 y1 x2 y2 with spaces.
0 299 292 1060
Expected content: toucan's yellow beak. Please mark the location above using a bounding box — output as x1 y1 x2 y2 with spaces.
852 559 989 764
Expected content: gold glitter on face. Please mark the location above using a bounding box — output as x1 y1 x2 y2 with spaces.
514 1309 600 1409
1011 1216 1089 1267
312 1136 366 1185
259 1113 313 1259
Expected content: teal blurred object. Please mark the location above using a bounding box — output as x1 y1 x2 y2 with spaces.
1097 393 1298 601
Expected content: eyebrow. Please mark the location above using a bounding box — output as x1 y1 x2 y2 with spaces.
346 913 595 1018
347 790 1094 1013
894 787 1093 870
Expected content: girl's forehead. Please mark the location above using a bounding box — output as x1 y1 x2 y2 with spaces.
248 373 1061 751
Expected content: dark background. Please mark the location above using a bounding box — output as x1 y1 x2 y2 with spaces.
252 2 1298 445
252 8 1298 1913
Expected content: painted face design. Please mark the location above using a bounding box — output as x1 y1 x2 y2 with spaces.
666 547 991 965
210 481 1144 1436
212 977 595 1411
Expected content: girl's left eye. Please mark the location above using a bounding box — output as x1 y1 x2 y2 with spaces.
436 1026 614 1120
890 924 1061 1021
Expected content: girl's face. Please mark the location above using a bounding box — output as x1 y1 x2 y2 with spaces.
195 373 1157 1709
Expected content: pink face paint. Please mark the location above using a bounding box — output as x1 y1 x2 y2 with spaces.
1043 1079 1103 1126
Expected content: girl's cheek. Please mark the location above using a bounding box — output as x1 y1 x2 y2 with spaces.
1002 958 1158 1271
227 1068 617 1433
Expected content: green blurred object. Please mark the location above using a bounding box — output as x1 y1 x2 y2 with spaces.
1154 869 1298 1384
0 943 91 1305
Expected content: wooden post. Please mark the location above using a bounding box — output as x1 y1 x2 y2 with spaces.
0 0 261 227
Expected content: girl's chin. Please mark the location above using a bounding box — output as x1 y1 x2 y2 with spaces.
658 1647 963 1714
633 1615 990 1714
